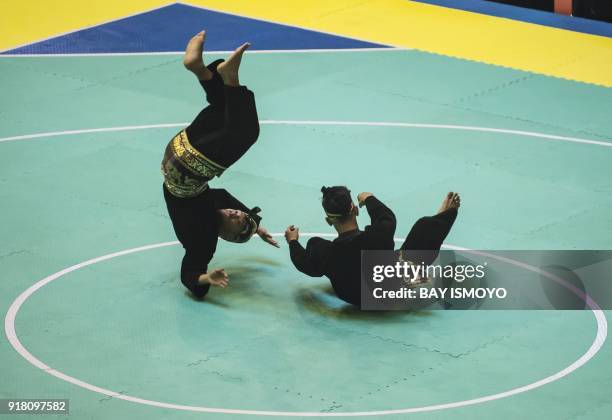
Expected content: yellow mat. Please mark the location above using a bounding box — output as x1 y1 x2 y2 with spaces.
2 0 611 86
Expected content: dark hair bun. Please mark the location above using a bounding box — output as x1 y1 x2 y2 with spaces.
321 186 352 216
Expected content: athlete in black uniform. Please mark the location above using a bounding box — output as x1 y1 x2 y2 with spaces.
162 31 278 299
285 187 460 305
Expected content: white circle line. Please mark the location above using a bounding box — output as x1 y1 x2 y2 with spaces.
1 120 611 147
4 235 607 416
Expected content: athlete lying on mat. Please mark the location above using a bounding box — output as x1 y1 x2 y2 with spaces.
285 187 460 306
162 31 278 299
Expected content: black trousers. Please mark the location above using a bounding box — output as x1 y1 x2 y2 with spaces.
399 208 458 265
185 59 260 168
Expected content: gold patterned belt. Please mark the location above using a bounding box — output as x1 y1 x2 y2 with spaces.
161 130 226 198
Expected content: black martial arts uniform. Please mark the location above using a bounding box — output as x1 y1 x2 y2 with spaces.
288 196 457 306
163 186 251 298
161 59 260 298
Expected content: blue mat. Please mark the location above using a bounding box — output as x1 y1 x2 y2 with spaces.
4 3 387 54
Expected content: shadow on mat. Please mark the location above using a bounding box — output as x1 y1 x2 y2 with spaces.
186 261 279 307
294 284 432 323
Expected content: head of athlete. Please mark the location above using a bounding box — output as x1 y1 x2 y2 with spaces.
217 208 261 243
321 186 360 231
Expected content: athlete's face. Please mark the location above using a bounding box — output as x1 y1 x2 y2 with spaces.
218 209 250 242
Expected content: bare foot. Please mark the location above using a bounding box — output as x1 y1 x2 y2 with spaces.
183 31 213 81
217 42 251 87
438 192 460 214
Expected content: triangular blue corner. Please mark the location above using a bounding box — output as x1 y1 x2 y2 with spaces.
5 3 387 54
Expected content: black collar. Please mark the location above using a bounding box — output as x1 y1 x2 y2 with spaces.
335 228 361 242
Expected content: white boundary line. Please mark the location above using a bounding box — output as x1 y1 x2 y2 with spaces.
0 48 399 58
0 124 186 143
1 121 610 148
0 52 186 58
4 235 607 416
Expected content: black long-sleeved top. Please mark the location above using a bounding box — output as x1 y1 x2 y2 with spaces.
163 185 250 298
288 196 396 305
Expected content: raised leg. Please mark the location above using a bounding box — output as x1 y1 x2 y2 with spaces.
183 31 224 107
399 192 460 265
189 42 260 168
183 31 229 141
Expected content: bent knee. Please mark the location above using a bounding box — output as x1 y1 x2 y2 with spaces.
250 123 260 144
229 124 259 146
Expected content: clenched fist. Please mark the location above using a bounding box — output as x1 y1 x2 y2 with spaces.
357 192 373 207
284 225 299 242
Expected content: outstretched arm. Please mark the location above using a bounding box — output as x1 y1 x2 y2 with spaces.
198 269 229 288
257 226 279 248
180 251 212 298
180 238 228 298
285 225 326 277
